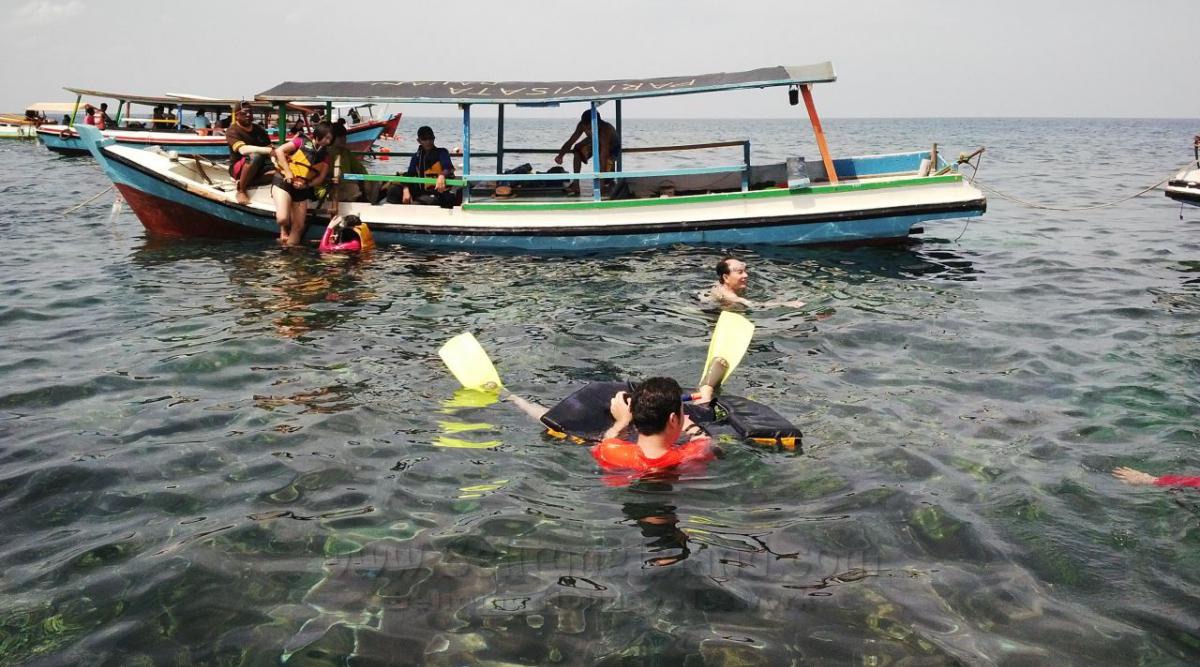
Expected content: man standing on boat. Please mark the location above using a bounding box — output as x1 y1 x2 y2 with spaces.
226 102 276 205
554 109 620 193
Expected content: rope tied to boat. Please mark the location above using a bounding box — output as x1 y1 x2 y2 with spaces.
61 185 114 216
959 149 1195 212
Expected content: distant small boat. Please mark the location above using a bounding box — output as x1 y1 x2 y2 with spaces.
0 122 36 139
1165 144 1200 206
36 88 397 157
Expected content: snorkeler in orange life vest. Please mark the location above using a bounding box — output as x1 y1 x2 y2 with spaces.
592 376 717 473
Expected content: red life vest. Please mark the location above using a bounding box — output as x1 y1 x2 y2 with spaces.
590 437 714 472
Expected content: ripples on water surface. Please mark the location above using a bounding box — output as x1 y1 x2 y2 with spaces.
1 118 1199 665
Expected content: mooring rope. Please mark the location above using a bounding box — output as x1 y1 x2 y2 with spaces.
961 155 1197 213
61 185 114 216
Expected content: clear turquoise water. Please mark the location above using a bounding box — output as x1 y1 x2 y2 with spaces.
2 118 1199 665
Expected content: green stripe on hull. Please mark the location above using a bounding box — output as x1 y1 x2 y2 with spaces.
461 174 964 212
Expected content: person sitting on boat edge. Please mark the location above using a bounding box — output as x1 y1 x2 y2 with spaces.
554 109 621 194
706 256 806 309
592 376 716 473
226 102 276 205
1113 466 1200 489
391 125 455 207
99 103 114 129
83 105 99 127
272 120 335 246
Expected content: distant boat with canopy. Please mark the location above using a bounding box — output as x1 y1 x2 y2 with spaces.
76 62 986 250
38 88 399 157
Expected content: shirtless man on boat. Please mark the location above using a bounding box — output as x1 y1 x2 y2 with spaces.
554 109 620 194
707 257 806 309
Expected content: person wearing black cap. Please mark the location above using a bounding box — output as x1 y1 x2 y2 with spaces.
554 109 621 193
395 125 456 207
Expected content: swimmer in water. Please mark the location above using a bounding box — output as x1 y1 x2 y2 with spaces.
1113 466 1200 488
706 257 806 309
593 376 715 471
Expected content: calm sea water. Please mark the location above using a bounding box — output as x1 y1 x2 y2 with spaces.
2 118 1199 665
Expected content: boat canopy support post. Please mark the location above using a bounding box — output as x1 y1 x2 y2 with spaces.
176 104 184 130
69 94 81 127
114 99 125 125
275 103 287 143
615 100 623 172
462 103 472 204
742 142 750 192
590 101 601 201
496 103 505 175
325 101 332 120
800 84 837 185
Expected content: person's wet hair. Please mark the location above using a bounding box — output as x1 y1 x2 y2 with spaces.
716 256 737 280
580 109 600 123
631 377 683 435
417 125 435 140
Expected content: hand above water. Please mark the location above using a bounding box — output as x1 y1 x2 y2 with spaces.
1112 466 1158 486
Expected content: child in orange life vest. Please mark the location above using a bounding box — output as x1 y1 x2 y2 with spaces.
592 376 717 473
272 120 335 246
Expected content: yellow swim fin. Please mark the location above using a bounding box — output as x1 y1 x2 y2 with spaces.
439 332 503 391
699 311 755 386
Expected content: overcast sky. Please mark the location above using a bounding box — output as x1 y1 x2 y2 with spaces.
2 0 1196 119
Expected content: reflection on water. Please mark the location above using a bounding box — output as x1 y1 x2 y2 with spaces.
3 119 1200 664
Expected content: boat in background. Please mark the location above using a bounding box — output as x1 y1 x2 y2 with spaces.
77 62 986 251
1165 140 1200 207
0 102 75 139
37 88 397 157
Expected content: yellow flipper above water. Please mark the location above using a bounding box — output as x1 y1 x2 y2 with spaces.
439 332 503 391
699 311 754 386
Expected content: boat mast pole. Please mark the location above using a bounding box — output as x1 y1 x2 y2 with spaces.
462 104 472 204
590 101 601 201
800 84 837 185
496 103 505 175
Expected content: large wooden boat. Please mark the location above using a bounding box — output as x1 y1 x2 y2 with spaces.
37 89 396 156
77 62 986 251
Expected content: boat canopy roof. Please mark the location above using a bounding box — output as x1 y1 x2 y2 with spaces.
256 63 836 105
64 88 287 111
26 102 91 113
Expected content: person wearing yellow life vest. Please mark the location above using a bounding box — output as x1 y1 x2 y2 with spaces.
271 120 334 246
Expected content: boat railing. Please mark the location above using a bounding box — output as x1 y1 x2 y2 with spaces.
351 139 755 198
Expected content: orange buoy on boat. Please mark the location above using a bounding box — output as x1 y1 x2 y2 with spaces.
379 147 389 161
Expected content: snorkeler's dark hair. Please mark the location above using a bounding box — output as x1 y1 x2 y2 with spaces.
311 120 334 141
630 377 683 435
580 109 600 123
716 256 738 280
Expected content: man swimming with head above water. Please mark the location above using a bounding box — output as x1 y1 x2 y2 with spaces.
707 256 806 309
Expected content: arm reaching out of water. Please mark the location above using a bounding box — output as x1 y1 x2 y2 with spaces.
1113 466 1200 488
